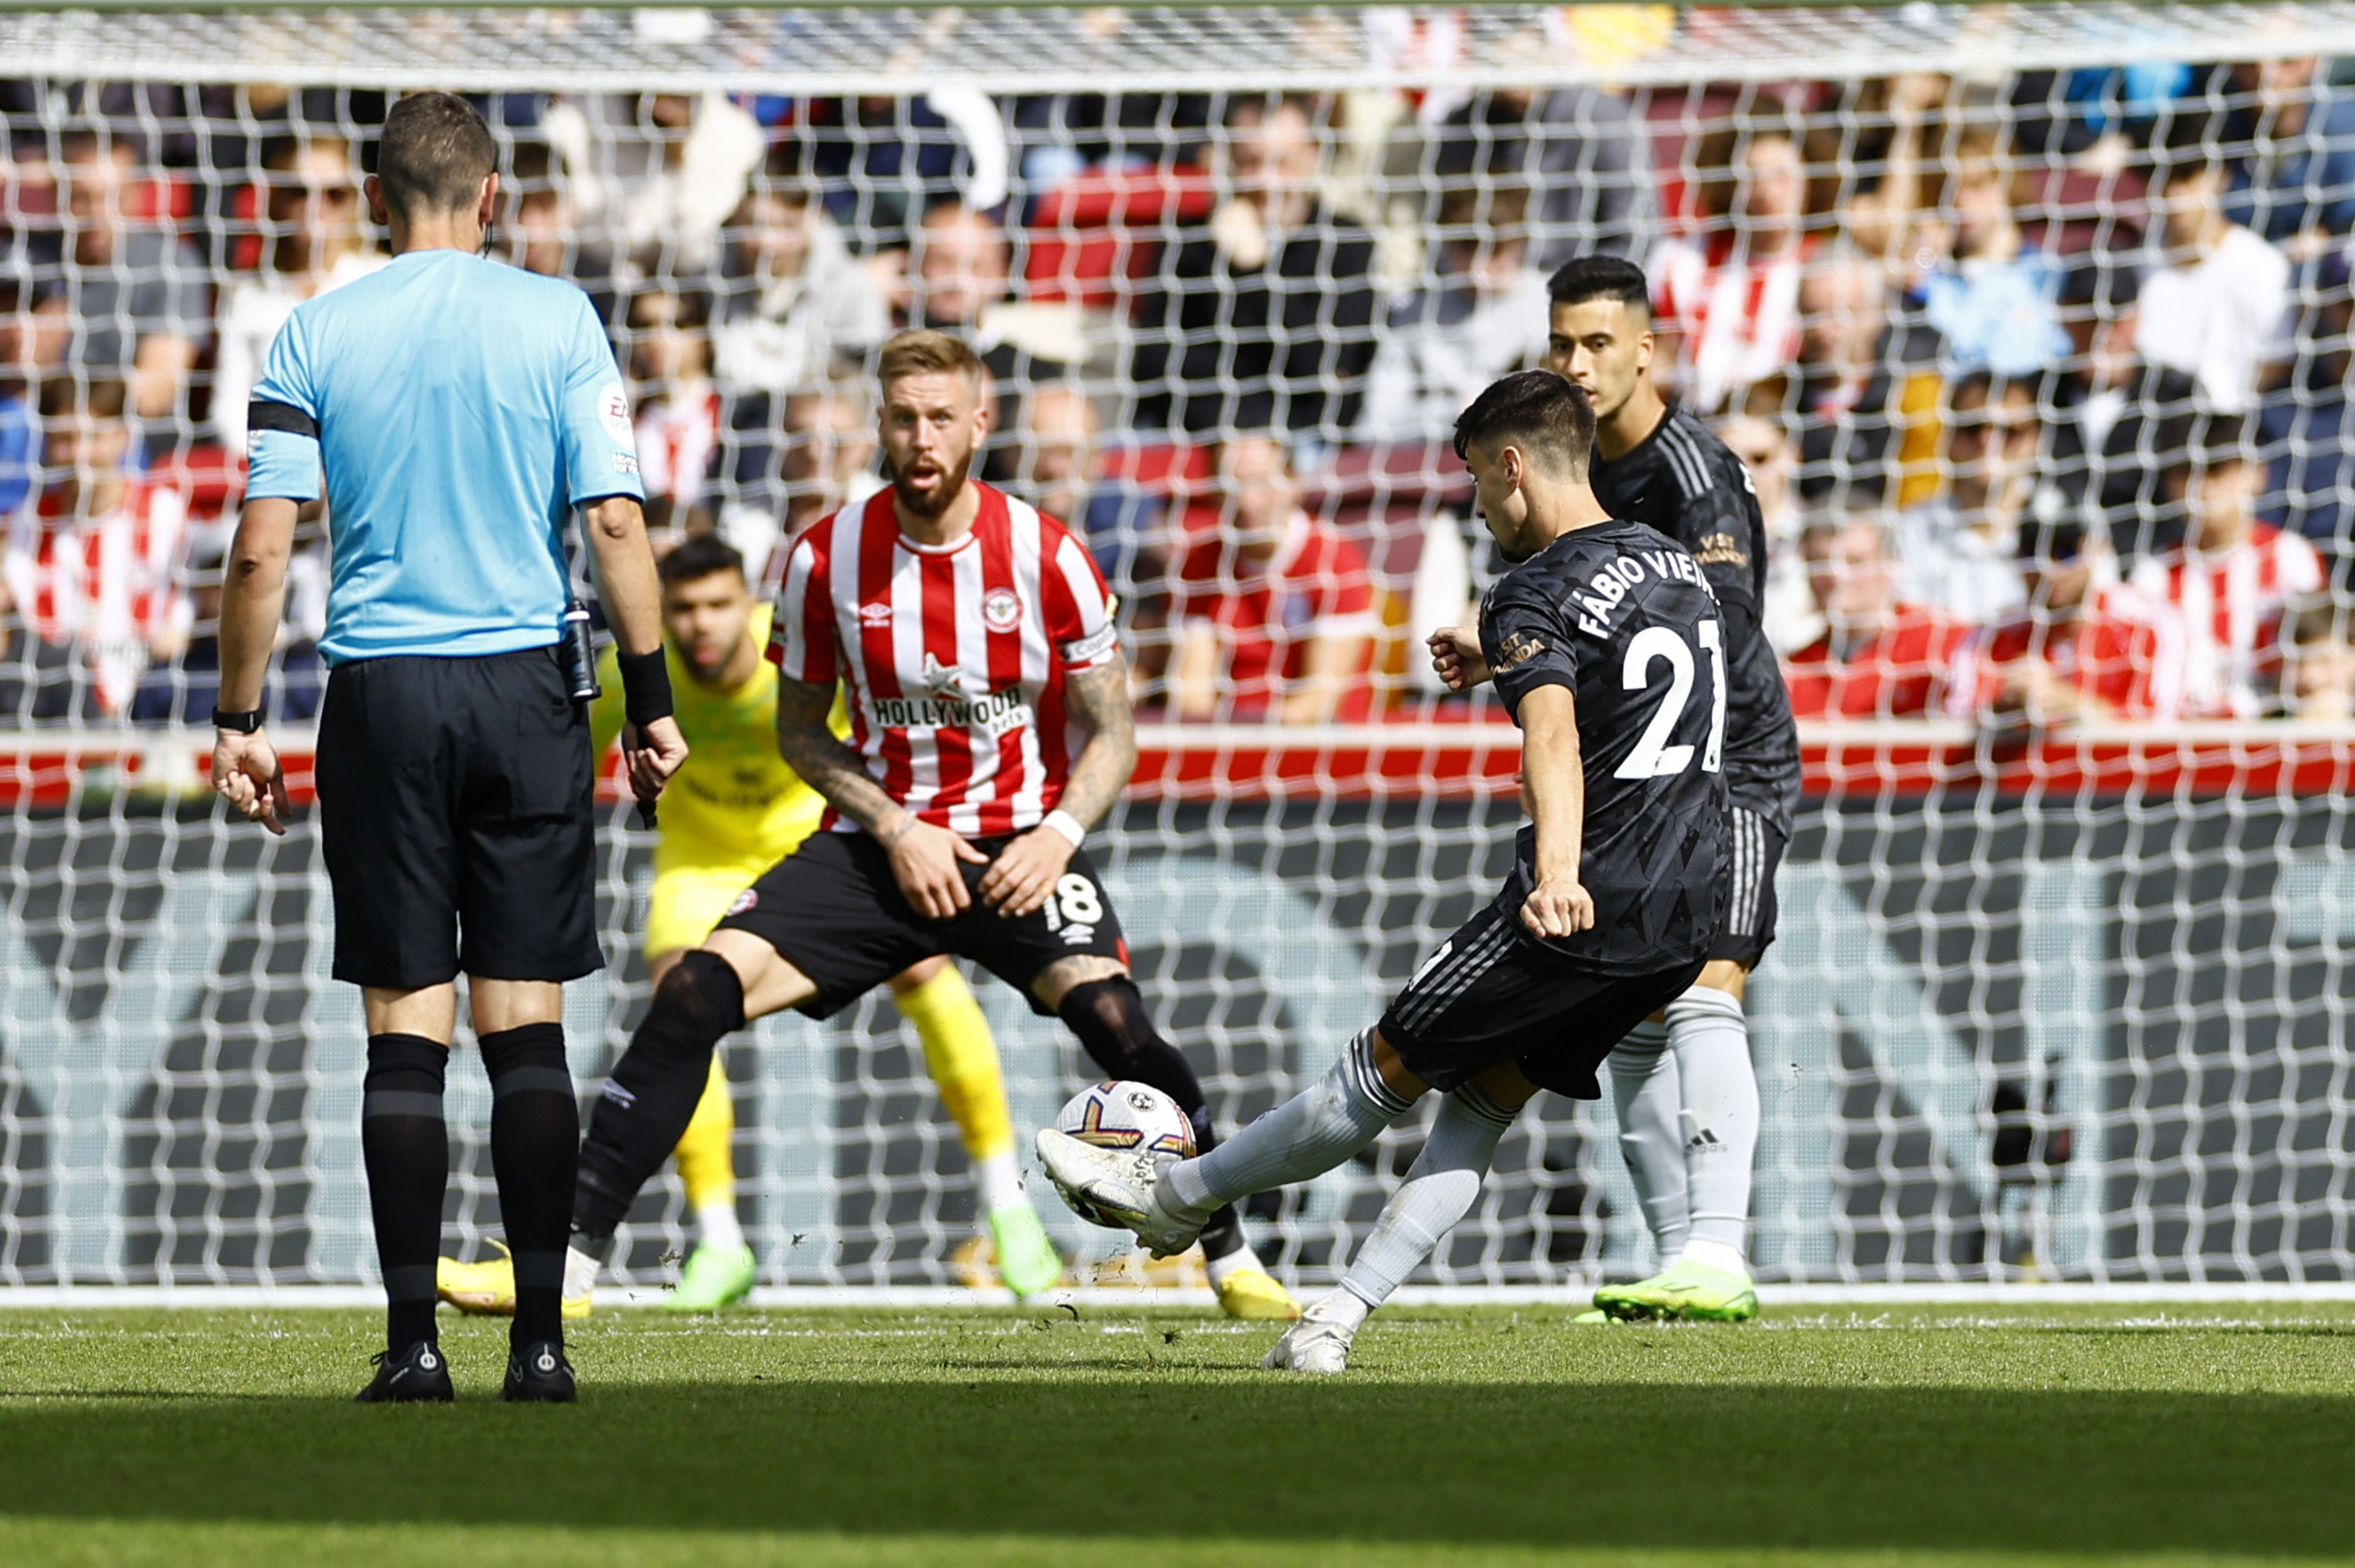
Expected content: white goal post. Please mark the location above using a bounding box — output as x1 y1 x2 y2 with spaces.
3 3 2355 1299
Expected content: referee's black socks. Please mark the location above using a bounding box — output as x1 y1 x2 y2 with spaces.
362 1033 448 1355
1056 977 1250 1265
480 1023 578 1350
572 950 746 1249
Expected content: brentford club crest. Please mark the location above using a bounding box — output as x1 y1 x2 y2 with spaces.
726 889 759 917
981 587 1022 632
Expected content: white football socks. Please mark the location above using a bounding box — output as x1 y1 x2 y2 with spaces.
1665 986 1759 1270
695 1200 746 1253
976 1150 1028 1217
1338 1082 1518 1311
1170 1030 1413 1215
562 1243 601 1301
1608 1018 1692 1261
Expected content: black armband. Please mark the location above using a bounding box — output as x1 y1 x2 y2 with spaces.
617 647 673 726
247 399 317 438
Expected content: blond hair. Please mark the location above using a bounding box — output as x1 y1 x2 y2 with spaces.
877 328 984 391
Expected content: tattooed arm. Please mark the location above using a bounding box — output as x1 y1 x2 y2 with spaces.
976 653 1138 917
775 676 984 921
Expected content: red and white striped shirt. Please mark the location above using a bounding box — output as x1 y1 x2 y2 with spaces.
767 482 1119 837
6 481 188 714
2128 523 2322 718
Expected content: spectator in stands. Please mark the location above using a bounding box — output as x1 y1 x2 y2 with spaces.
212 136 384 451
1134 94 1380 440
1792 247 1899 503
1783 511 1974 719
1717 413 1819 656
1649 114 1810 415
6 378 187 714
51 128 209 435
1907 130 2070 379
504 140 622 327
708 172 890 529
2129 417 2323 716
0 277 43 521
1893 372 2036 623
2134 132 2292 413
750 381 883 586
2281 600 2355 719
711 176 889 401
1381 83 1655 271
541 93 763 278
2224 48 2355 258
2261 253 2355 577
1169 434 1377 724
1969 515 2179 725
625 285 722 538
1359 181 1550 441
128 537 323 725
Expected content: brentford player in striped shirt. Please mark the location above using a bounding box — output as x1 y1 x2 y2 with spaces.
564 330 1299 1321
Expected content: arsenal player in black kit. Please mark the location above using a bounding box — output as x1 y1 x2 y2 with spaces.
1036 372 1727 1372
1544 254 1802 1322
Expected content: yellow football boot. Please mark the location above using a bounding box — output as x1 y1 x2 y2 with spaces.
435 1240 591 1320
1214 1265 1302 1321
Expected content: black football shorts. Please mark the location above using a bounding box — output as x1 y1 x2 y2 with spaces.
715 828 1129 1017
1377 901 1706 1099
316 647 601 989
1711 806 1786 967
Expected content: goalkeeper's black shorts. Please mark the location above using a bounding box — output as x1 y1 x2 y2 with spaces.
316 647 601 990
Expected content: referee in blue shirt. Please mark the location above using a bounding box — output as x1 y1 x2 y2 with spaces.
213 93 688 1404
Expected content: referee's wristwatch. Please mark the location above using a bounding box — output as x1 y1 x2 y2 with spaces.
212 707 265 734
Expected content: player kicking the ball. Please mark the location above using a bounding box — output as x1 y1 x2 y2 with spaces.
1544 257 1798 1321
1039 370 1725 1371
559 330 1297 1321
438 535 1061 1316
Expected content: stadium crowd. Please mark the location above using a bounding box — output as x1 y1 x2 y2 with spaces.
9 38 2355 727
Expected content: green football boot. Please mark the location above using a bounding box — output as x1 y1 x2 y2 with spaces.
988 1202 1065 1298
663 1240 758 1312
1592 1258 1759 1323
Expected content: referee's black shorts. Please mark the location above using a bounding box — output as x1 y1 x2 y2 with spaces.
316 647 602 990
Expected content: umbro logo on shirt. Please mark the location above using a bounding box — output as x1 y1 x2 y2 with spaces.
859 602 894 628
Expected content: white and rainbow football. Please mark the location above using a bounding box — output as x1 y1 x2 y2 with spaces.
1050 1081 1195 1227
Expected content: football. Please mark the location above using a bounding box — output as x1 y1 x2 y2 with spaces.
1050 1081 1196 1227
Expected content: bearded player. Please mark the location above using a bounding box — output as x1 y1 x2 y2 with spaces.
438 534 1062 1315
1037 370 1725 1371
557 329 1298 1321
1542 255 1800 1322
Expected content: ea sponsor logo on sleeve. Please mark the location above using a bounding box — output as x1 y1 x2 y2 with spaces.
598 380 638 453
982 587 1022 632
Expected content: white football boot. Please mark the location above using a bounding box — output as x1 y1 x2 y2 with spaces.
1033 1128 1204 1256
1261 1294 1360 1374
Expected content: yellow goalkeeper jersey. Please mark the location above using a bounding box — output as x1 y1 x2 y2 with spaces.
589 605 842 876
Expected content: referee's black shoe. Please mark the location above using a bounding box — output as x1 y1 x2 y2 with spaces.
353 1340 454 1404
503 1340 577 1403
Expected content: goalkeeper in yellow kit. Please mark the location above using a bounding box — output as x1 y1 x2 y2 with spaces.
439 536 1063 1312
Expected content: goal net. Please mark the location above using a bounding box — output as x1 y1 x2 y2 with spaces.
4 3 2355 1295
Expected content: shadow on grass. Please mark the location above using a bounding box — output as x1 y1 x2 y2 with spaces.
0 1377 2346 1554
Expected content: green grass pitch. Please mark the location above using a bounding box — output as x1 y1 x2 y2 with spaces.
0 1302 2349 1567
